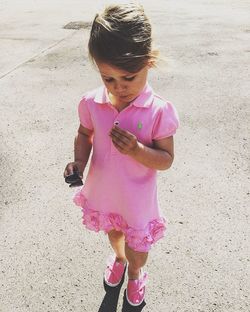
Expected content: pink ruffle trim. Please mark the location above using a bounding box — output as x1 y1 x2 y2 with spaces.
73 189 166 252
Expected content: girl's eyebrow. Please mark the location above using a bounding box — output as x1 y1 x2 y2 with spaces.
100 72 135 78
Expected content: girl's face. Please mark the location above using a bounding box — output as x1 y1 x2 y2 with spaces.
96 61 150 105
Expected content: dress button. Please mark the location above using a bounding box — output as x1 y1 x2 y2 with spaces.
114 121 119 126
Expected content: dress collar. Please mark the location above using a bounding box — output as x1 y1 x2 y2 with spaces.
93 82 154 108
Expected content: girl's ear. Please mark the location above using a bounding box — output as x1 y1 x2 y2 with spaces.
147 58 156 69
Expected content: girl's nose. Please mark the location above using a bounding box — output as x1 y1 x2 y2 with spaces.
114 82 126 92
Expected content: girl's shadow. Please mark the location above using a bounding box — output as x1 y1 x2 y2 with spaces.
98 281 122 312
98 280 146 312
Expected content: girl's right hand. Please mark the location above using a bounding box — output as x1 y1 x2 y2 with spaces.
64 161 84 179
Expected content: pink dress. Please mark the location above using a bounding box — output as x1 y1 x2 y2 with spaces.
73 83 179 252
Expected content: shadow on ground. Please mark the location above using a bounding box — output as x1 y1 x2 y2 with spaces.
99 278 146 312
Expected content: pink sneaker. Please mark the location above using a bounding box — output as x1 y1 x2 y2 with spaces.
104 255 127 287
126 271 148 306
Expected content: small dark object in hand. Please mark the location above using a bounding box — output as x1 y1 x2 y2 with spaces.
65 171 83 187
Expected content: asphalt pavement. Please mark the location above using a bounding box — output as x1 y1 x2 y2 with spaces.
0 1 249 311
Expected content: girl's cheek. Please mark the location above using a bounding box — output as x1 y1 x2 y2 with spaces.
104 82 113 91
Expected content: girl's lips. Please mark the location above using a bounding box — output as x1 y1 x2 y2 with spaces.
119 94 130 98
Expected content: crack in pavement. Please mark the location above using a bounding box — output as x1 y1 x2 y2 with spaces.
0 30 78 80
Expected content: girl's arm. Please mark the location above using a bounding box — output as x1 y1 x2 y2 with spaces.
64 124 93 177
109 125 174 171
132 136 174 170
74 125 93 166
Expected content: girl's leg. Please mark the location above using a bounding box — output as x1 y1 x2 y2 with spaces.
125 243 148 279
108 230 127 263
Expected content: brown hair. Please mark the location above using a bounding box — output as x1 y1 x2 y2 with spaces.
88 3 158 73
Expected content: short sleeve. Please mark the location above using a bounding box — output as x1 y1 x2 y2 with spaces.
78 96 94 131
152 102 179 140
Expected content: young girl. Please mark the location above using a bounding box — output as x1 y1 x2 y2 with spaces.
64 3 179 308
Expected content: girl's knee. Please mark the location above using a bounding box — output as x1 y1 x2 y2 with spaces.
108 230 125 241
125 243 148 268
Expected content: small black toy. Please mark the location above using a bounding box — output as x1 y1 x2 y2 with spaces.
65 171 83 187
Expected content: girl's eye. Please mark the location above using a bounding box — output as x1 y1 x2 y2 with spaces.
104 78 114 83
103 76 136 83
124 76 136 81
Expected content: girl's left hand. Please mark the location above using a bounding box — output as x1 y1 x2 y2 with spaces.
109 125 140 155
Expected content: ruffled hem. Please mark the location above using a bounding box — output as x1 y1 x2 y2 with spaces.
73 189 166 252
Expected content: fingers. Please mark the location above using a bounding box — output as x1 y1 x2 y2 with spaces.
77 167 83 179
109 125 134 143
111 135 126 152
110 125 132 139
64 162 82 178
112 140 124 153
109 128 130 147
109 125 138 154
64 163 74 177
